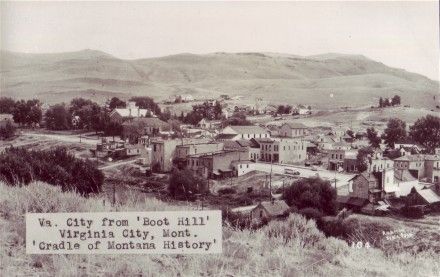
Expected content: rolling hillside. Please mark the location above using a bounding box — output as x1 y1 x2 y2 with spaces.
1 49 438 108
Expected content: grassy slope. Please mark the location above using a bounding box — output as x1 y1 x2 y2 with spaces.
0 182 439 276
1 50 438 108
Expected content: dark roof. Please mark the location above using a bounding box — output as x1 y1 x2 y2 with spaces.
223 140 245 150
215 133 238 140
122 117 169 128
394 170 417 182
257 200 290 216
282 122 308 129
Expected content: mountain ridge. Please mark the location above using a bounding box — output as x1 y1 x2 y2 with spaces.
1 49 438 108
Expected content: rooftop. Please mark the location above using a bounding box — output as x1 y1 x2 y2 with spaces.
226 125 269 134
257 200 290 216
282 122 308 129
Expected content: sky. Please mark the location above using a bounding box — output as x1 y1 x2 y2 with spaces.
1 1 439 80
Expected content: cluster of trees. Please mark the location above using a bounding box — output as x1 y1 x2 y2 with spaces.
379 95 401 108
168 168 208 200
0 147 103 195
276 105 292 115
222 111 251 126
181 101 223 125
282 177 337 216
0 98 42 127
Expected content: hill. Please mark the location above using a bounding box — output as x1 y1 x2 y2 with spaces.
1 181 439 276
1 50 438 108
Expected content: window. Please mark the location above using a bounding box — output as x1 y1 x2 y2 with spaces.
260 210 263 218
153 145 157 151
247 164 249 168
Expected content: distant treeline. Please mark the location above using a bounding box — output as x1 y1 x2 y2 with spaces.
0 147 103 195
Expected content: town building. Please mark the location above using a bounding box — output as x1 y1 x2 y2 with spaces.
187 149 249 179
109 101 153 123
197 118 222 130
150 139 181 172
217 125 270 141
259 137 306 164
278 122 308 137
174 142 223 169
122 117 170 143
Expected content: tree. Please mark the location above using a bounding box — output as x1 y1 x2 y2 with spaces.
12 99 42 126
168 169 208 199
356 146 374 172
383 118 407 148
409 115 440 153
366 127 381 148
69 98 101 130
45 104 71 130
0 97 16 114
0 121 16 139
108 97 126 109
103 121 123 140
282 177 337 215
391 95 401 106
129 97 162 115
223 111 251 126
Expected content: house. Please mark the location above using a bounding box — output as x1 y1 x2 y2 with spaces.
406 187 440 208
224 139 261 161
0 114 14 128
169 94 194 103
278 122 308 138
218 125 270 141
394 154 427 180
122 117 170 143
174 142 223 169
343 151 359 173
150 139 181 172
109 101 153 123
187 149 249 179
336 196 369 212
250 200 290 224
259 138 306 164
424 155 440 183
327 149 358 171
197 118 222 130
348 169 396 204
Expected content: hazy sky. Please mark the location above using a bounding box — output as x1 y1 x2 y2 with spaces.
1 1 439 80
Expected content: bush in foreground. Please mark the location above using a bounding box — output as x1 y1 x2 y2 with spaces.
0 147 103 195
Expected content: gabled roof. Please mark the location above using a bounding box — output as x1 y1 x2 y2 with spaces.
223 140 244 150
416 189 440 204
282 122 308 129
257 200 290 216
112 108 151 118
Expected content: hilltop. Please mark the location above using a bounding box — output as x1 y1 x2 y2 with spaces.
1 50 438 108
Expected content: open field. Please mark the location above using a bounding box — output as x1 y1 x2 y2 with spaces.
0 181 439 276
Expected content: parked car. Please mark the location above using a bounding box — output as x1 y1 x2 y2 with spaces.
284 168 300 176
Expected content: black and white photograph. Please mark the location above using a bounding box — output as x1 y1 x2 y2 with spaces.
0 0 439 276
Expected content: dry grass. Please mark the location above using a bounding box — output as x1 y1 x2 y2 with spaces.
0 181 439 276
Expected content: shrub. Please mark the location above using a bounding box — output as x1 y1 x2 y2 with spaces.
218 187 236 195
168 168 208 199
0 147 103 195
283 177 337 215
298 207 323 220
